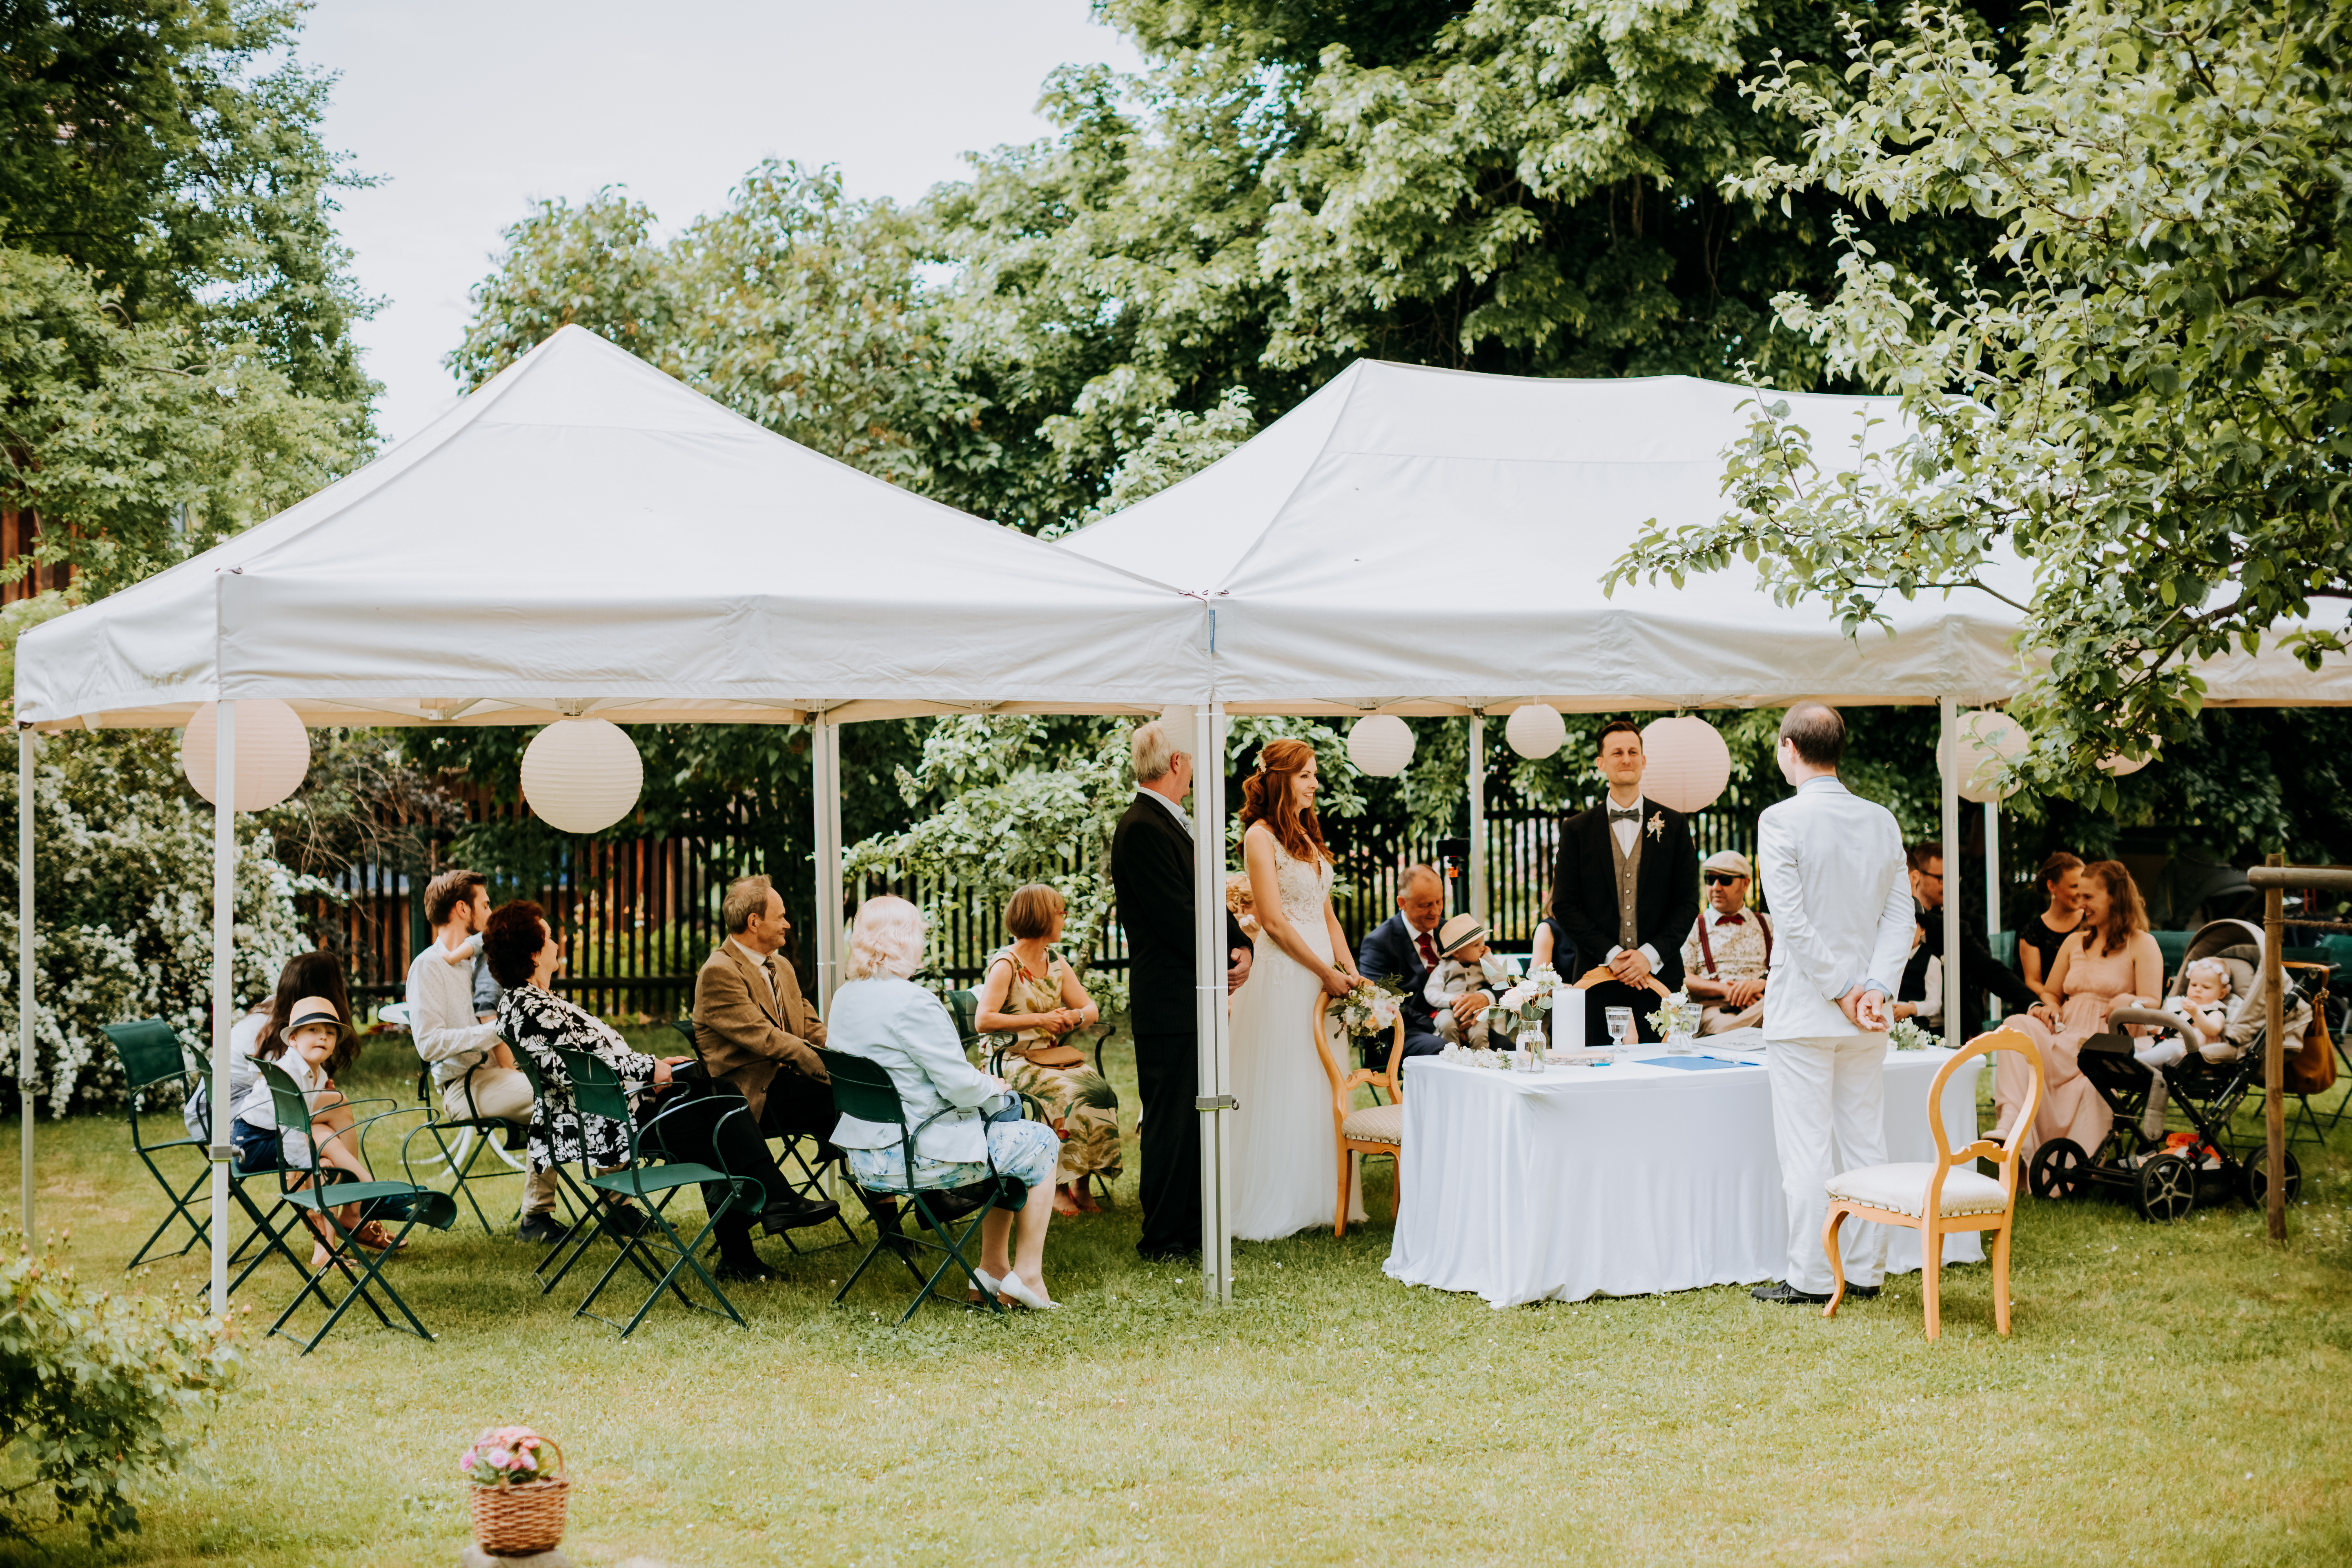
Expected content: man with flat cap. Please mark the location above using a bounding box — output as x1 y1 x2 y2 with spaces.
1682 849 1773 1035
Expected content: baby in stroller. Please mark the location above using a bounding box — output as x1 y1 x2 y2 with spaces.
2160 958 2235 1064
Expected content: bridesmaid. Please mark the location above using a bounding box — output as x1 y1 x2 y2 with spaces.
2017 851 2086 1011
1996 860 2164 1158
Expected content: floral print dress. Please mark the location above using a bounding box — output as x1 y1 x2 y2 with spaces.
498 983 661 1173
988 948 1121 1187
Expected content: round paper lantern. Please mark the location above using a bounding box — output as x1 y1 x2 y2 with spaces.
180 699 311 811
520 719 644 833
1637 715 1731 813
2100 749 2154 778
1345 713 1415 777
1503 703 1566 760
1939 709 2030 803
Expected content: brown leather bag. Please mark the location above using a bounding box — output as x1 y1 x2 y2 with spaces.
2281 962 2336 1096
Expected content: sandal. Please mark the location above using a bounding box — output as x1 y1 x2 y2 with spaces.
352 1220 408 1254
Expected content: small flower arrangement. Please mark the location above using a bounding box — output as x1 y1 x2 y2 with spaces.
1646 811 1665 842
461 1426 560 1488
1644 989 1700 1040
1888 1018 1936 1052
1337 977 1405 1037
1224 873 1260 940
1496 964 1563 1029
1439 1042 1508 1070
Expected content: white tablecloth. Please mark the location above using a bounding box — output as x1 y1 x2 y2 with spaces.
1383 1045 1984 1308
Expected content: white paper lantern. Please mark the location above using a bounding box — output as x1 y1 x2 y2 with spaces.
2100 749 2154 778
520 719 644 833
1345 713 1416 777
180 699 311 811
1638 715 1731 813
1503 703 1567 760
1939 709 2030 803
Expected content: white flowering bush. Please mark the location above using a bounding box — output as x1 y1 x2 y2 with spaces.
0 731 318 1115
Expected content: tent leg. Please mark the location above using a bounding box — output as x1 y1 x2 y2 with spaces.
18 727 33 1236
210 702 236 1318
1468 714 1487 926
811 714 844 1009
1983 797 2002 1031
1938 699 1962 1042
1191 702 1231 1305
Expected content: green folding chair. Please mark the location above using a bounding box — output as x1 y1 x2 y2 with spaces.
98 1020 214 1270
509 1045 617 1290
817 1046 1034 1325
552 1047 758 1338
666 1018 858 1252
248 1060 457 1354
400 1060 531 1237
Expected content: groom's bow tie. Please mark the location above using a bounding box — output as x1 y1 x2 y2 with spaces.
1607 805 1641 823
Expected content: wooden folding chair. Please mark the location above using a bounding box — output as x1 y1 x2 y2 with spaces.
1310 993 1405 1237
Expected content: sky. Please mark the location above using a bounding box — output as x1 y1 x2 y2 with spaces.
302 2 1142 445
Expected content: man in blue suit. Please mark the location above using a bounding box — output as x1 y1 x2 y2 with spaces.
1356 864 1491 1069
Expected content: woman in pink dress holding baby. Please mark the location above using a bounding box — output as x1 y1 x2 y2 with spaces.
1996 860 2165 1158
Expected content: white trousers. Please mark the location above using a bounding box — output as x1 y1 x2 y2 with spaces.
1767 1035 1889 1292
442 1066 559 1215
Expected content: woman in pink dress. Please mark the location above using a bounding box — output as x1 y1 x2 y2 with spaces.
1996 860 2165 1158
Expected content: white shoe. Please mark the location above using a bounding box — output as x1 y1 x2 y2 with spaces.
971 1269 1002 1299
996 1272 1059 1311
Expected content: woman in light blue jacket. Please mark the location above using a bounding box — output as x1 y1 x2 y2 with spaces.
827 896 1065 1310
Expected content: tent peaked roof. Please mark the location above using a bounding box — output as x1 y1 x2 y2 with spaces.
1061 359 2030 713
16 325 1205 731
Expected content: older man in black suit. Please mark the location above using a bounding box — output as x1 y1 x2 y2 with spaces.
1110 719 1251 1263
1356 864 1483 1068
1552 719 1702 1045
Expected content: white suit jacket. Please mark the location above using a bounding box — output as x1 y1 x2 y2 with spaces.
1757 776 1915 1041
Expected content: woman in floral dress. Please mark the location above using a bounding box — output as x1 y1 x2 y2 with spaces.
973 884 1119 1217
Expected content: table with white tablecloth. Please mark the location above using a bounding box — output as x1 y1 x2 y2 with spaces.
1383 1044 1983 1309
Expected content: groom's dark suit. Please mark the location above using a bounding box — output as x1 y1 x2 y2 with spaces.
1552 797 1700 1045
1111 788 1248 1261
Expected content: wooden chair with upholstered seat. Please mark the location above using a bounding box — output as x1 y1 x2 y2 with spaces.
1309 993 1406 1237
1821 1027 2045 1341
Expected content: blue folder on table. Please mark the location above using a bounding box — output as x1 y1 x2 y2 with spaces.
1648 1056 1746 1071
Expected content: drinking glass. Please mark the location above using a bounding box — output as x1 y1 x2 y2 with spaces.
1604 1006 1635 1047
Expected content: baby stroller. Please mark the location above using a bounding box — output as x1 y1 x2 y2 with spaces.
2027 918 2315 1222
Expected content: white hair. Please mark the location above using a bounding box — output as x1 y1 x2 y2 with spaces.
845 895 927 981
1131 721 1186 785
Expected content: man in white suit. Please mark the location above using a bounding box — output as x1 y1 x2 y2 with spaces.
1751 703 1917 1306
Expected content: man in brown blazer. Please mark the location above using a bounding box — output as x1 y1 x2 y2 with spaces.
691 874 842 1231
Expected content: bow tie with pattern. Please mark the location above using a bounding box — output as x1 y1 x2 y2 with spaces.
1608 805 1642 823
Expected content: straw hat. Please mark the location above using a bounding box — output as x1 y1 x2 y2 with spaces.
1436 913 1490 957
283 996 354 1047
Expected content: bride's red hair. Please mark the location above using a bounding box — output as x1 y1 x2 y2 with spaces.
1238 737 1331 866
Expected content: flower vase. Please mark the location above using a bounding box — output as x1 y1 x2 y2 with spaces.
1663 996 1701 1054
1513 1025 1548 1073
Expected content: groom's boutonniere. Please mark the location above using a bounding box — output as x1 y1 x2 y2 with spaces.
1646 812 1664 842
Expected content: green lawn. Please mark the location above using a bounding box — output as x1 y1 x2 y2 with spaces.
5 1029 2350 1567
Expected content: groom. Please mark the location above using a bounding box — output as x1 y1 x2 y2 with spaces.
1550 719 1701 1044
1111 719 1251 1263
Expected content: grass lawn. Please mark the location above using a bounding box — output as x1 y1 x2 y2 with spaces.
5 1026 2350 1567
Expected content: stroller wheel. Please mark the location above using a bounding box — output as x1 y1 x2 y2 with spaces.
2029 1138 2088 1200
2238 1147 2303 1210
2136 1153 2197 1223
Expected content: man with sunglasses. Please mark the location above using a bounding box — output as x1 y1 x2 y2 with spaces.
1682 850 1772 1034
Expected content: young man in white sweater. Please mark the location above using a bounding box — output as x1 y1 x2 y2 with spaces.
406 869 561 1239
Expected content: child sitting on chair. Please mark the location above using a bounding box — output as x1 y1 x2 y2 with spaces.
1425 915 1512 1049
233 995 402 1270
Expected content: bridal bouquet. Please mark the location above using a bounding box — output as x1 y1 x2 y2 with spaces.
1336 978 1406 1038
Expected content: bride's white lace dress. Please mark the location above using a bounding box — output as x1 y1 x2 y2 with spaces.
1229 834 1364 1241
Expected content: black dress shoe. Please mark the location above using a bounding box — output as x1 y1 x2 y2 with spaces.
1751 1281 1833 1305
761 1194 844 1234
713 1256 774 1284
1841 1282 1882 1300
516 1211 567 1244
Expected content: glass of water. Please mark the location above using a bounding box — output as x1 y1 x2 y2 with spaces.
1604 1006 1636 1047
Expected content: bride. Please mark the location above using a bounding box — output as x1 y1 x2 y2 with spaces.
1228 738 1367 1241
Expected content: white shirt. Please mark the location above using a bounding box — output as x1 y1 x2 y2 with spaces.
406 936 505 1087
729 937 778 1001
1757 775 1914 1040
1139 785 1193 839
1606 792 1647 855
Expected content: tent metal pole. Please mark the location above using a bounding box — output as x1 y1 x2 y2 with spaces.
1983 797 2002 1031
1210 702 1232 1305
1191 701 1230 1304
209 701 236 1317
811 715 843 1007
18 727 34 1236
1938 698 1962 1045
1467 714 1487 924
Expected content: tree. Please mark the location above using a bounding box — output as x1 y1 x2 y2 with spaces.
1608 0 2350 806
924 0 2003 527
0 0 376 596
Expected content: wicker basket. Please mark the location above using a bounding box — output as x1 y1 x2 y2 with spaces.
468 1439 569 1557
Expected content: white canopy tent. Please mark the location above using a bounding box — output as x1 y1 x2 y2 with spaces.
13 325 1219 1312
1060 359 2349 1296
